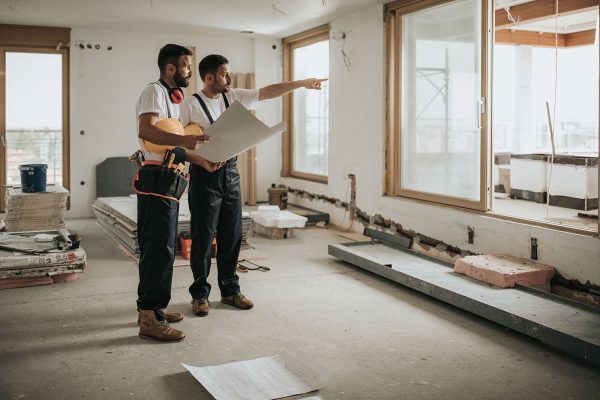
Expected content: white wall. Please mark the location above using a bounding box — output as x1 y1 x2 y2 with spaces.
253 37 283 202
274 5 600 285
68 28 254 217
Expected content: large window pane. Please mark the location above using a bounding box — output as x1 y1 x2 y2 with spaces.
400 0 481 201
5 52 63 186
292 40 329 176
491 8 598 232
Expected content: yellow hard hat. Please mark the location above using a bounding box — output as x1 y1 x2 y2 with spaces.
142 118 185 153
184 122 203 136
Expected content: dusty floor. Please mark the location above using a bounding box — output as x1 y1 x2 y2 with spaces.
0 219 599 400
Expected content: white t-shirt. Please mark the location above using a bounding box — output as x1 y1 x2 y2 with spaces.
179 88 259 131
135 81 180 161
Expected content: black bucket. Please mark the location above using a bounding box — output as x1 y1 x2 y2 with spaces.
19 164 48 193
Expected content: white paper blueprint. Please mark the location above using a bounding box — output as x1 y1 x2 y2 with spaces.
191 101 286 162
181 352 328 400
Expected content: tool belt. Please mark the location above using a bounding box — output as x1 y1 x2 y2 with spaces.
133 161 188 202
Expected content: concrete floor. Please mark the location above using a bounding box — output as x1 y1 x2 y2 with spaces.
0 219 599 400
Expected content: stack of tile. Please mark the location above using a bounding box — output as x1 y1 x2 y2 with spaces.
93 196 253 258
92 197 141 257
5 185 69 232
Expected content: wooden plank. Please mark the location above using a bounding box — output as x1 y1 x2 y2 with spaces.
246 72 257 206
496 28 596 47
0 48 5 213
283 24 329 45
496 29 568 47
0 276 53 290
61 47 70 204
565 29 597 46
0 24 70 48
495 0 598 29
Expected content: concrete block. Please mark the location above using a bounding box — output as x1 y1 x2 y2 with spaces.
454 254 555 288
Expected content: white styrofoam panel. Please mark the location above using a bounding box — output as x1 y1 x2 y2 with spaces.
511 159 548 192
549 164 597 198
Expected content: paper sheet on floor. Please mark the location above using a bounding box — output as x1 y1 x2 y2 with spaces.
181 351 328 400
191 101 286 163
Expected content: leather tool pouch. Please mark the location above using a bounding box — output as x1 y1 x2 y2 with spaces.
133 164 188 201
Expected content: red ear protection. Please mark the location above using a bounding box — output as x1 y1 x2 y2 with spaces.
169 87 184 104
160 79 184 104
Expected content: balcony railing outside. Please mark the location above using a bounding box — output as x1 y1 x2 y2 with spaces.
5 129 63 186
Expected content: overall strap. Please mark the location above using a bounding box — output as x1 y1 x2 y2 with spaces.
222 92 230 108
193 92 231 125
193 93 214 124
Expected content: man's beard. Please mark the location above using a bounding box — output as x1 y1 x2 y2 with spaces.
174 71 189 88
211 81 230 94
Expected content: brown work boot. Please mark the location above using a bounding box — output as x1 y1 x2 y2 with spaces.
138 309 185 342
191 299 211 317
137 309 183 324
221 293 254 310
162 309 183 323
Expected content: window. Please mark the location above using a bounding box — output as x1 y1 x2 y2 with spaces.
0 25 70 212
6 52 64 186
386 0 599 234
492 3 599 233
283 25 330 182
386 0 488 210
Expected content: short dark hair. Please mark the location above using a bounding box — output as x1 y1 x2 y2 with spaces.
199 54 229 80
157 44 192 72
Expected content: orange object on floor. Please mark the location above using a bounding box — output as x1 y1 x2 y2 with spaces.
180 238 192 260
179 237 217 260
211 238 217 258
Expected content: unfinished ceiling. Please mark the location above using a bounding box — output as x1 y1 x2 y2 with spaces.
0 0 389 37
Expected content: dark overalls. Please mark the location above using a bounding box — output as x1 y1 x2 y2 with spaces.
188 93 242 300
136 82 187 311
136 192 179 310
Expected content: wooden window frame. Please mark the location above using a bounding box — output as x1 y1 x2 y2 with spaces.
385 1 599 236
0 25 70 212
282 25 330 183
385 0 489 211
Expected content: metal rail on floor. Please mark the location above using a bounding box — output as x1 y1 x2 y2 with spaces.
328 230 600 368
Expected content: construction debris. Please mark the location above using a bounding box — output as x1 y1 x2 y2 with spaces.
0 230 86 288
